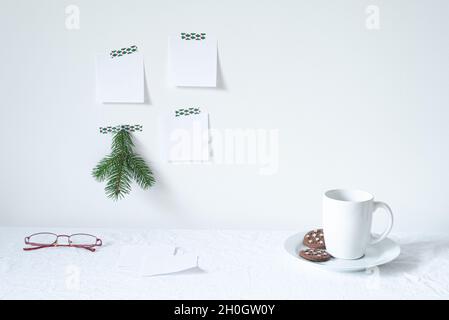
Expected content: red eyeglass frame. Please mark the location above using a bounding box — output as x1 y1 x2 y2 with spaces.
24 232 103 252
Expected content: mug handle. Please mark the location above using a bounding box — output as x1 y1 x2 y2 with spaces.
370 201 394 245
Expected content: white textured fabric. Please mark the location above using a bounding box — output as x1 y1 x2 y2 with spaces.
0 227 448 300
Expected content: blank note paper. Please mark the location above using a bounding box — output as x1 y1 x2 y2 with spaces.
117 245 199 277
169 33 217 87
162 108 210 162
95 51 144 103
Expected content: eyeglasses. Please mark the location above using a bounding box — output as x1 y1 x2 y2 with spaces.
24 232 103 252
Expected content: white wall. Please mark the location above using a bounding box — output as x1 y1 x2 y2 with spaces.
1 0 448 232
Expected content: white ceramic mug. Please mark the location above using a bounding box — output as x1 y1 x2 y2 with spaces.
322 189 394 260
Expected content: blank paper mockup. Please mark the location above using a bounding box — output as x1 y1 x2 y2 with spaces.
117 244 199 277
96 52 144 103
169 33 217 87
162 108 210 162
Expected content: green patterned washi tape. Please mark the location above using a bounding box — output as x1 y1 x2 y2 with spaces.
99 125 143 134
110 45 138 58
181 33 206 41
175 107 201 117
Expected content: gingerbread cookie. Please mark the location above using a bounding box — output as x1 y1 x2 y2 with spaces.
299 248 331 262
303 229 326 249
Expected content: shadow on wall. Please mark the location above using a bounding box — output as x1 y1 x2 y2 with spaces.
216 54 227 90
144 70 152 105
131 136 198 228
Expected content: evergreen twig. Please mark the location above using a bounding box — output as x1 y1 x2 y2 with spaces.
92 129 155 200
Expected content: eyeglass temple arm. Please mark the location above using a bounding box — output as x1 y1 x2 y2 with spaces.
70 244 97 252
23 245 96 252
23 245 53 251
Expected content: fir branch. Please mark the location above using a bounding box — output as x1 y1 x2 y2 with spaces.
105 153 132 200
92 155 114 182
92 129 155 200
127 154 155 190
111 129 134 155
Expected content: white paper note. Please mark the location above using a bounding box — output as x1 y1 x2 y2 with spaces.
169 33 217 87
117 245 198 277
96 52 144 103
141 251 199 277
162 110 210 162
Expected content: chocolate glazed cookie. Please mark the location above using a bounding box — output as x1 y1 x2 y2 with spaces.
303 229 326 249
299 248 331 262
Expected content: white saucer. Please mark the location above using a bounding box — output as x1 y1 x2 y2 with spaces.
284 231 401 272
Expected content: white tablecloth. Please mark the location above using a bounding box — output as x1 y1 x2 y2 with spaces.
0 227 448 299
